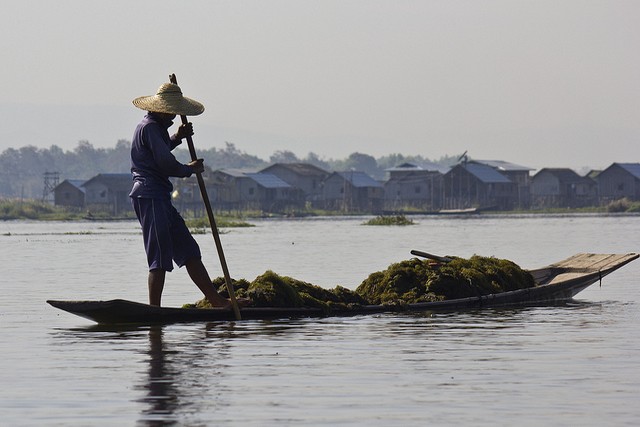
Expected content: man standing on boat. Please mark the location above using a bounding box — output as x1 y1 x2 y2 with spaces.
129 82 232 308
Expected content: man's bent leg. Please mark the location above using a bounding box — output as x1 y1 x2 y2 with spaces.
148 269 166 306
185 258 230 307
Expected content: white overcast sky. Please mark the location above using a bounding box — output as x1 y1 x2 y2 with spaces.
1 0 638 170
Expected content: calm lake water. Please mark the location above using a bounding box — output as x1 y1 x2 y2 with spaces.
1 214 639 426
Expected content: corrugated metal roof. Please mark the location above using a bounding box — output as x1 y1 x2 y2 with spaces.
216 168 258 178
337 171 383 188
534 168 588 184
262 163 329 176
385 162 449 173
472 160 532 171
385 163 423 172
533 169 598 188
245 173 292 189
463 163 512 183
66 179 86 189
616 163 640 179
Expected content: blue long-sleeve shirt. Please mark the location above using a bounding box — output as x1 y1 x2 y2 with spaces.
129 113 193 199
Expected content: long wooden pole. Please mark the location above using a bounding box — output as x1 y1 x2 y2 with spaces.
169 73 241 320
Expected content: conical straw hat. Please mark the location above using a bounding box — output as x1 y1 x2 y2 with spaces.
132 83 204 116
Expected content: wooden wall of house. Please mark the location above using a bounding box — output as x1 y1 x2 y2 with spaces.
531 172 561 197
597 165 640 201
54 182 84 209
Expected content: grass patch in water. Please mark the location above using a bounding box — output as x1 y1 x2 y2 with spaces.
363 215 415 226
185 217 254 230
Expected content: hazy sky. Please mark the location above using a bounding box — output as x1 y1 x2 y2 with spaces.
2 0 638 170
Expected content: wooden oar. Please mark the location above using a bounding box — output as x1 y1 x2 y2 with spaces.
169 73 241 320
410 250 452 263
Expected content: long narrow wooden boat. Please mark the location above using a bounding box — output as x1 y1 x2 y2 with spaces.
48 253 638 325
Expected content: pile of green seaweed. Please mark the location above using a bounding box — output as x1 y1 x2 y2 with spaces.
192 271 367 312
356 256 534 305
191 255 535 312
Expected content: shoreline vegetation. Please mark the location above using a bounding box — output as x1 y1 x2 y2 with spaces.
0 199 255 229
1 199 640 224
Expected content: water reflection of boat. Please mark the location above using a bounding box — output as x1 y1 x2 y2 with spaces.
48 253 638 325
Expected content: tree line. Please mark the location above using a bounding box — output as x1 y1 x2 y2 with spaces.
0 140 459 200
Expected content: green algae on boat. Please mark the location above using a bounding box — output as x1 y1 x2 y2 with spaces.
189 255 535 310
428 256 535 299
355 258 444 305
193 270 367 313
357 255 535 304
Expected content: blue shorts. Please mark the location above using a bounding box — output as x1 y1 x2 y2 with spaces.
132 197 201 272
